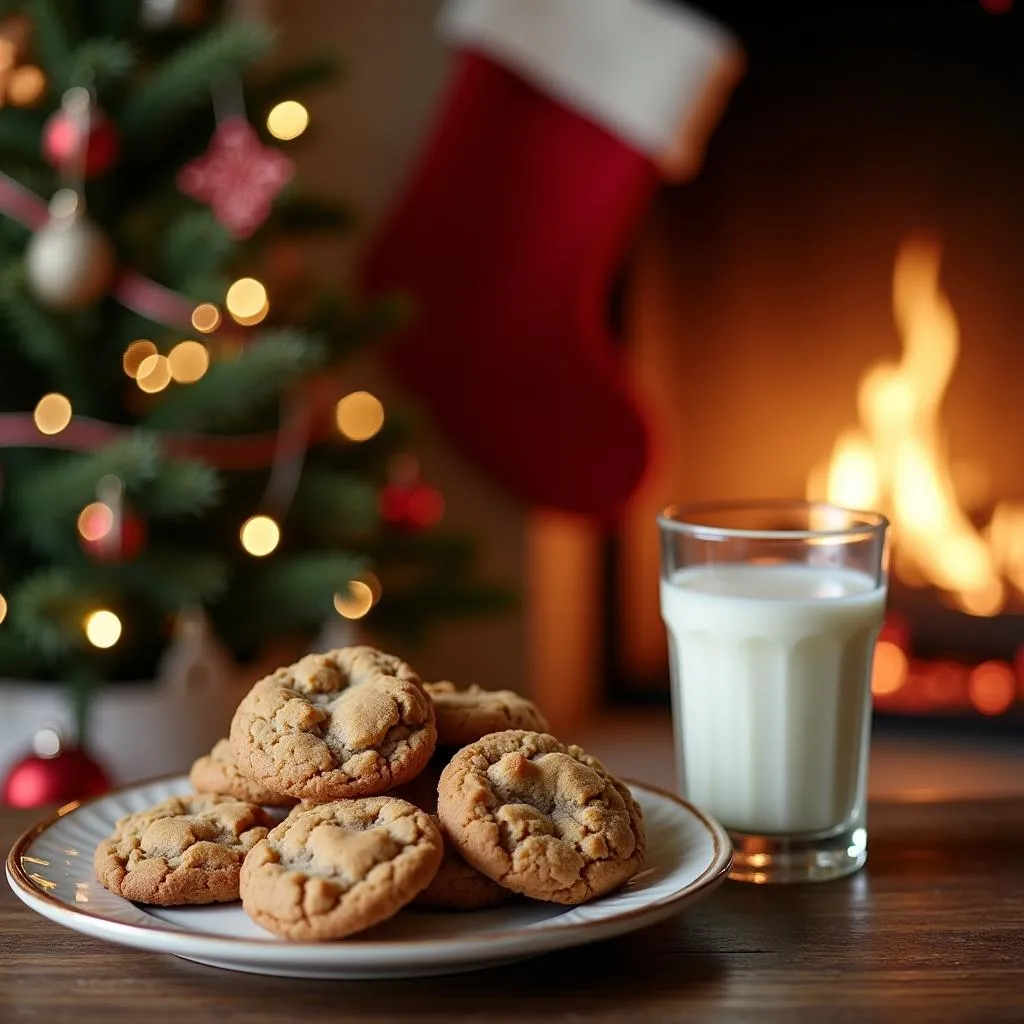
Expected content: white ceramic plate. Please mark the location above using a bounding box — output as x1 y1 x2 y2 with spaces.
6 774 731 979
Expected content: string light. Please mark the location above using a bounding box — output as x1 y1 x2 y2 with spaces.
123 339 157 379
136 353 172 393
7 64 45 107
266 100 309 141
77 501 114 543
335 391 384 441
168 340 210 384
333 580 374 620
225 278 269 326
358 570 382 605
191 303 221 334
968 661 1015 715
84 609 121 649
0 593 7 625
33 393 72 435
240 514 280 556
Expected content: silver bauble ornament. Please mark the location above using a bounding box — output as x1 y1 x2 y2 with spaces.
25 194 116 310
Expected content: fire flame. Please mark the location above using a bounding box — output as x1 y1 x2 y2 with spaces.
809 233 1024 616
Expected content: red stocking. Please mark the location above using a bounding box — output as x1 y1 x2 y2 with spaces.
362 0 741 517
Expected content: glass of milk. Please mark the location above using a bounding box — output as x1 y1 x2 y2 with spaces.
658 501 888 883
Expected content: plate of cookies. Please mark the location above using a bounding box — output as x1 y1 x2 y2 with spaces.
6 646 732 979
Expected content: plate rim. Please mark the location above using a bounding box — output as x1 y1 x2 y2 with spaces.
6 772 733 958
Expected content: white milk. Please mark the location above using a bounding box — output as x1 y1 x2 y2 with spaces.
660 564 886 836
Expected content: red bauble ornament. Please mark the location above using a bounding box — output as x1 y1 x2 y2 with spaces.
2 736 110 808
379 482 445 530
79 504 146 562
42 101 119 178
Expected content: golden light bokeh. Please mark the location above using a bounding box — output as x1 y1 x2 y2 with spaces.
123 339 157 379
870 640 908 696
240 514 280 557
225 278 269 326
0 593 7 625
266 100 309 141
168 340 210 384
333 580 374 620
191 303 221 334
335 391 384 442
968 661 1015 716
7 64 45 107
84 609 122 649
77 501 114 542
33 393 72 435
357 570 382 605
136 353 172 393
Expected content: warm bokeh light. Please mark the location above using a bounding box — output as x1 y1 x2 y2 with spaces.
240 514 280 556
136 353 172 393
357 570 382 605
333 580 374 620
225 278 269 326
266 100 309 140
335 391 385 441
871 641 908 696
32 728 60 758
33 393 72 435
77 501 114 542
7 64 46 107
0 592 7 625
968 661 1015 716
123 339 157 378
191 303 221 334
84 609 122 649
168 340 210 384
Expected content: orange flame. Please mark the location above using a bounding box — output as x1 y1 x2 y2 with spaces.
809 234 1024 616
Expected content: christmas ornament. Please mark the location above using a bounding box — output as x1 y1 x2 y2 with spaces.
361 0 740 516
79 505 146 562
1 729 110 808
379 457 445 530
42 87 119 178
177 116 293 238
25 190 116 309
140 0 207 29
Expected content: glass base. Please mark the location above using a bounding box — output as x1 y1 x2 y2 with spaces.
727 822 867 884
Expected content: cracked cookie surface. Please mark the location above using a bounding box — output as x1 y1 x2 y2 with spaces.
190 738 296 808
415 814 512 911
424 682 549 746
240 796 443 940
230 646 436 802
437 731 645 905
94 794 272 905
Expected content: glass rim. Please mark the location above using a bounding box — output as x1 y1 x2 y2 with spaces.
657 499 888 542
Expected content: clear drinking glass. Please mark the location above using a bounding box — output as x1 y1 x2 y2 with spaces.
657 500 889 883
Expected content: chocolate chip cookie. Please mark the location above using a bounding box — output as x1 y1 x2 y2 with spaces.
94 794 272 905
189 738 295 808
240 796 443 940
437 730 644 905
230 646 436 802
424 682 549 746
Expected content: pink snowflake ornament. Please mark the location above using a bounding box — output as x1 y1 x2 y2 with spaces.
177 117 293 238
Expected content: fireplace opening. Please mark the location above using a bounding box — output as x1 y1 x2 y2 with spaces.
606 1 1024 730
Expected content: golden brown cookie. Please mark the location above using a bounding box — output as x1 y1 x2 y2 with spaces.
240 796 443 940
189 738 296 808
424 682 549 746
415 815 512 911
437 731 645 906
230 646 436 802
94 794 272 905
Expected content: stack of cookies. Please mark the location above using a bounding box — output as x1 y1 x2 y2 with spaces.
93 646 646 942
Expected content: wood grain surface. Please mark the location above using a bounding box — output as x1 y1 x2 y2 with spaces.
2 798 1023 1023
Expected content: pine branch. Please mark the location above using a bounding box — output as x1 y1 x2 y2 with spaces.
0 262 86 400
9 566 81 659
292 469 379 539
120 21 275 142
161 209 238 286
27 0 75 90
135 457 221 518
144 329 328 431
0 109 46 162
119 548 230 609
70 37 137 96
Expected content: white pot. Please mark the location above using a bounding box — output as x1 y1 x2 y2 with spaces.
0 674 250 786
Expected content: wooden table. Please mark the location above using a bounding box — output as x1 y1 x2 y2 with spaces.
2 798 1023 1023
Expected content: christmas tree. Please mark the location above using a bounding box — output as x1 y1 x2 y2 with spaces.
0 0 503 729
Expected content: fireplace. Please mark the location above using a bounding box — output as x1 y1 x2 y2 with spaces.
608 0 1024 728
